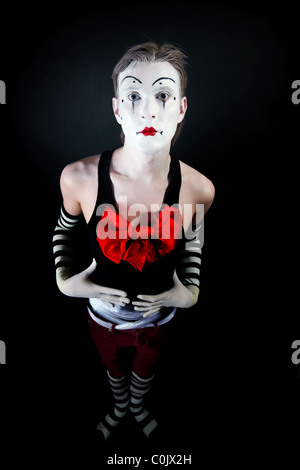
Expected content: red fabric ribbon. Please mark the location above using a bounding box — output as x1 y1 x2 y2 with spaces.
96 205 182 271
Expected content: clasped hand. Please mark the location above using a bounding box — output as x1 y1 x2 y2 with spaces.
57 259 195 315
132 271 195 317
56 258 130 308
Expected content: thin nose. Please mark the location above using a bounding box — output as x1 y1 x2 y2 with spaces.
141 98 157 119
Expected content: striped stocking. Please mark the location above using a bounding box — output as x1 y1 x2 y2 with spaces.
129 371 158 438
96 372 129 440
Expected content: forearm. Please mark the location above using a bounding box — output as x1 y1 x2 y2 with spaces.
52 206 129 304
133 233 202 314
177 229 202 306
52 205 82 292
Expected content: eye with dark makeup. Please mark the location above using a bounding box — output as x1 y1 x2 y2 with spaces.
156 91 171 102
128 92 141 102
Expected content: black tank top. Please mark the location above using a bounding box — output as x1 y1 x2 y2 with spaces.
87 149 184 300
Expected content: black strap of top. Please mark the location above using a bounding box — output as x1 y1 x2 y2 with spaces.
163 155 182 206
97 149 181 208
97 149 115 207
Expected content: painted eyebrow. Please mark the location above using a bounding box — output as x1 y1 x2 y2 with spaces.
152 77 176 86
120 75 143 85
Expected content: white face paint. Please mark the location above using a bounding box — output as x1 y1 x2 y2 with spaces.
113 61 187 154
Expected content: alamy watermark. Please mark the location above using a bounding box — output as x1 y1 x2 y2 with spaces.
0 80 6 104
291 340 300 365
95 199 205 246
0 340 6 364
291 80 300 105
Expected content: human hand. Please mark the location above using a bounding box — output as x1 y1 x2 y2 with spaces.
132 271 196 317
56 258 130 308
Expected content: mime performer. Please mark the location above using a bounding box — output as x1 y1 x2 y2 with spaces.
53 42 215 441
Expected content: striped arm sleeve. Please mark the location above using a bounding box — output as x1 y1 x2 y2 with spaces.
177 222 202 305
52 206 82 271
179 238 201 289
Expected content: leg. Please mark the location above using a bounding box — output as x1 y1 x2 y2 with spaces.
87 316 132 440
130 321 174 438
129 371 158 438
96 371 129 440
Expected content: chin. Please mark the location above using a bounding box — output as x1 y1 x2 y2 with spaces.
141 145 167 156
123 131 173 155
133 138 170 155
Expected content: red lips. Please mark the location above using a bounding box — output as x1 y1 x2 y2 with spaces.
140 127 157 136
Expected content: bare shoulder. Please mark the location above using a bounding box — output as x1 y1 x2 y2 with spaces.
60 154 100 191
179 160 215 210
59 154 100 216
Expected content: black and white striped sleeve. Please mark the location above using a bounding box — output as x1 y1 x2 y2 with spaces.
178 238 201 290
52 205 82 272
177 221 202 304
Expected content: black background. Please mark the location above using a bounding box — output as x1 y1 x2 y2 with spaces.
1 1 299 467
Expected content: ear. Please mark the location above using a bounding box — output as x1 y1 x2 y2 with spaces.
177 96 187 124
112 97 122 125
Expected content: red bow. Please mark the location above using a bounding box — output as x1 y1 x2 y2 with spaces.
96 205 182 271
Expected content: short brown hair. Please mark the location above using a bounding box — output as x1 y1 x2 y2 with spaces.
112 42 188 145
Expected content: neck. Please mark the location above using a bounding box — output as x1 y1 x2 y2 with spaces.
113 141 171 181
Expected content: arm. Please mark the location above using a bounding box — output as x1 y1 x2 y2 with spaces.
132 171 215 316
176 218 203 305
131 218 202 316
53 163 129 307
53 204 83 290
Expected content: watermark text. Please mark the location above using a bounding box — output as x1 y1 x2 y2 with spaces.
0 80 6 104
291 340 300 365
0 340 6 364
96 198 204 245
291 80 300 105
